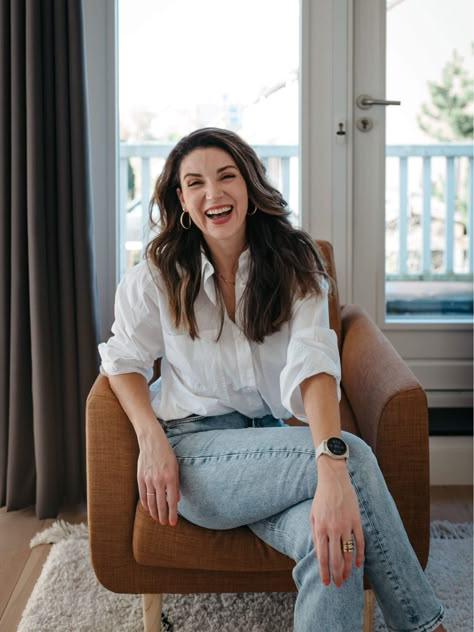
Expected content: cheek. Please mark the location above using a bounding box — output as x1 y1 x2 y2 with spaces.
188 208 205 227
238 185 249 206
239 193 249 212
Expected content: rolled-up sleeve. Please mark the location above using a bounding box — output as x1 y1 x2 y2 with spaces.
98 263 164 382
280 287 341 421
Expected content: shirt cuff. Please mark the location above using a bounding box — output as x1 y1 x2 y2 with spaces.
280 335 341 421
99 359 153 383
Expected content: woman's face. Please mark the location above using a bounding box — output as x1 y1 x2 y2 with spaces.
177 147 249 252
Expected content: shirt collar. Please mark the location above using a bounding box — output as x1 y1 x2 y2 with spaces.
201 251 214 281
200 247 250 278
200 247 250 305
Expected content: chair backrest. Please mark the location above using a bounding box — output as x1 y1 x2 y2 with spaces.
316 240 341 349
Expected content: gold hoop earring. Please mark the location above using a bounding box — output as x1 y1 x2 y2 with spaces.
247 205 258 216
180 210 192 230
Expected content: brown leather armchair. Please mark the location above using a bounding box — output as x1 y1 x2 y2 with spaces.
86 241 430 631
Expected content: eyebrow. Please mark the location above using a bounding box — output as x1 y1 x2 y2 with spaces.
182 165 238 180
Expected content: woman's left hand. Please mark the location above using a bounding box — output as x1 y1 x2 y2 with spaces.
310 457 364 587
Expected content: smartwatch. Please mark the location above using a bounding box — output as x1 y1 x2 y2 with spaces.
316 437 349 461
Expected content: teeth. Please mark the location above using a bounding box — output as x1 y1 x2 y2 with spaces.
205 206 232 217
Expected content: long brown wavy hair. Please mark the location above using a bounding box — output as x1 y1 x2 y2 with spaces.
146 127 329 342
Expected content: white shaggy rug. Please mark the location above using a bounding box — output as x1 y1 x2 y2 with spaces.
18 520 472 632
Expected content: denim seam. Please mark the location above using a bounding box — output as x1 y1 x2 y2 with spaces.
386 605 445 632
176 448 315 463
416 605 445 632
348 468 420 627
258 518 303 563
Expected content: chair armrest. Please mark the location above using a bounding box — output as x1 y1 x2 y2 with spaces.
86 374 157 592
340 305 430 567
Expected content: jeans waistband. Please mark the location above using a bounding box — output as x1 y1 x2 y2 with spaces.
159 411 286 437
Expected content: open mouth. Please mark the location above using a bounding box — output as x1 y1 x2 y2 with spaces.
204 206 233 220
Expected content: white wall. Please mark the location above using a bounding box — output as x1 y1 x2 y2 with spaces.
430 437 473 485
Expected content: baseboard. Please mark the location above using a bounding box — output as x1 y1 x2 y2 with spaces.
429 436 473 485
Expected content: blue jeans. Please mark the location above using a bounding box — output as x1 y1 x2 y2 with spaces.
163 412 444 632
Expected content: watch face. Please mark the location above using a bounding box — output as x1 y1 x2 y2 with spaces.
327 437 347 456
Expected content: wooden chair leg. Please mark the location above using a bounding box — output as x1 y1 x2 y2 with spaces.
142 593 162 632
363 589 375 632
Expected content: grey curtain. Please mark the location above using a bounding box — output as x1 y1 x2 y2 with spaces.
0 1 99 518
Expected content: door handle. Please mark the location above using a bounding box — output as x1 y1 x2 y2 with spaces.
356 94 401 109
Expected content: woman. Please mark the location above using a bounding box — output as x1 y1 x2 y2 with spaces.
99 128 445 631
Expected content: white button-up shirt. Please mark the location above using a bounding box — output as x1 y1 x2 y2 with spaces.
98 250 341 422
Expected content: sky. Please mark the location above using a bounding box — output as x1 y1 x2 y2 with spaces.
386 0 474 143
118 0 473 144
118 0 299 132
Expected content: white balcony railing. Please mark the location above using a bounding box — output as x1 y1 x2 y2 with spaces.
119 142 474 294
386 144 473 282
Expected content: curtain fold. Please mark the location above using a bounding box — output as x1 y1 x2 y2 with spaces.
0 0 99 518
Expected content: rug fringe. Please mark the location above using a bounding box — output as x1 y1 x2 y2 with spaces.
30 520 89 548
430 520 473 539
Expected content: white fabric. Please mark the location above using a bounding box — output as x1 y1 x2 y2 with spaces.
98 250 341 422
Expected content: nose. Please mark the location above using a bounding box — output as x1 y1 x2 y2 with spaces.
205 179 223 200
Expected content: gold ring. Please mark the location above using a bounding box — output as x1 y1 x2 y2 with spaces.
146 492 155 496
342 540 354 553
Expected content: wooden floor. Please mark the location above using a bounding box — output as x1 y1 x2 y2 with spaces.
0 487 472 631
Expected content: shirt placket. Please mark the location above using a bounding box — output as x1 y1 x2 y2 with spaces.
232 274 261 409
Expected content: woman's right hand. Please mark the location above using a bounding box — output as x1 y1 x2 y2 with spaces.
137 424 180 526
107 373 181 526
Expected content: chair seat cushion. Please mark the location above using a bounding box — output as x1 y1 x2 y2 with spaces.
133 503 295 572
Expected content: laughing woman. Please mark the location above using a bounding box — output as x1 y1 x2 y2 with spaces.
99 127 446 631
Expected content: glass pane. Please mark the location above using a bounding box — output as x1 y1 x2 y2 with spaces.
385 0 473 320
118 0 300 275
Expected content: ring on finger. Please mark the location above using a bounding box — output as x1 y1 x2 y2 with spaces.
146 492 155 497
342 539 354 553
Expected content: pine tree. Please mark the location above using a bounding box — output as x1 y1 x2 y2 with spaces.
417 44 474 142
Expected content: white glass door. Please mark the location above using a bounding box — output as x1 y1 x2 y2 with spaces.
353 0 473 404
118 0 300 276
